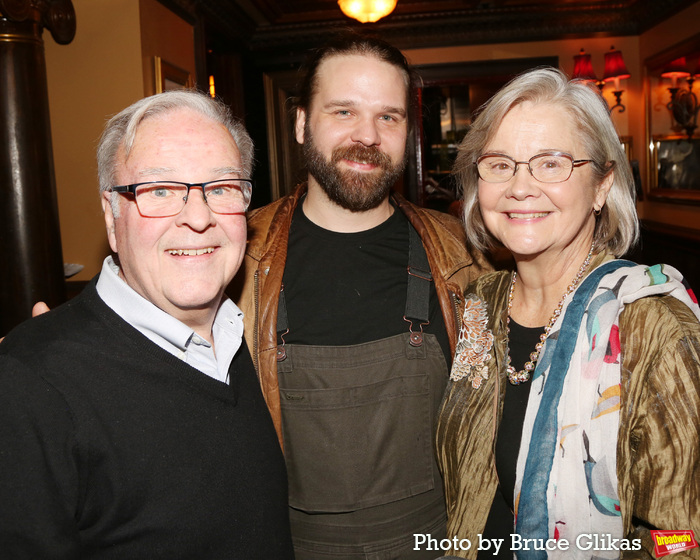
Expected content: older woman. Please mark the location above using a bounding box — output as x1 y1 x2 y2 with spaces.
436 67 700 559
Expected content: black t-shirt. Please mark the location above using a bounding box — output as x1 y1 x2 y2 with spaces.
479 319 542 558
281 202 451 364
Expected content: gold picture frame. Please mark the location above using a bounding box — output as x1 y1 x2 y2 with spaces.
619 136 633 162
649 135 700 202
154 56 193 93
644 33 700 203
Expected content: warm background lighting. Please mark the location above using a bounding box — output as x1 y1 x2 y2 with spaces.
338 0 398 23
661 57 690 88
603 46 631 91
572 46 630 113
660 57 698 138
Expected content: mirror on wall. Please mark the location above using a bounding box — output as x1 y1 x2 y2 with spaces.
405 57 558 212
645 32 700 204
262 57 560 209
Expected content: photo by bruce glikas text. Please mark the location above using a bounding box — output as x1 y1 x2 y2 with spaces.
413 533 642 555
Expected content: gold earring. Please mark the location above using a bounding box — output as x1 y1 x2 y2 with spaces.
594 207 602 216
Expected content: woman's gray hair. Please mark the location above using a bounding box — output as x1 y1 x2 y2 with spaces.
454 66 639 257
97 89 254 213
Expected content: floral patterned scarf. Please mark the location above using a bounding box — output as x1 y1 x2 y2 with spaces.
512 260 699 558
450 260 700 557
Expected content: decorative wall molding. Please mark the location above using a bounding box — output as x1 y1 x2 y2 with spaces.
161 0 696 58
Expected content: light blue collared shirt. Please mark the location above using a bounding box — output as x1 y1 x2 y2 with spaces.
96 256 243 384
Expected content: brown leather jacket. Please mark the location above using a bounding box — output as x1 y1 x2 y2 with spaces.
230 184 492 447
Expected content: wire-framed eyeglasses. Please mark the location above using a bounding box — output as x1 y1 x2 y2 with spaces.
475 152 594 184
109 179 253 218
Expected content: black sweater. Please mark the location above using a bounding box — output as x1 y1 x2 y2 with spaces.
0 280 294 559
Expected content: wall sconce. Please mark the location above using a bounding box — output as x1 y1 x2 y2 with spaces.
337 0 397 23
603 47 631 113
661 57 699 139
572 46 630 113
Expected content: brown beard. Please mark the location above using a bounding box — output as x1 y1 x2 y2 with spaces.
303 123 406 212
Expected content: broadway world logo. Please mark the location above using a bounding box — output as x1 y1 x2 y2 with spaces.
650 530 698 557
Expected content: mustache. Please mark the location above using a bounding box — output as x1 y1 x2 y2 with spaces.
331 143 392 168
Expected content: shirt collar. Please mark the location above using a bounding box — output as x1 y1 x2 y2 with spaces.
95 256 243 357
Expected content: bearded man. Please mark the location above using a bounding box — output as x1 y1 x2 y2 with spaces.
233 32 490 559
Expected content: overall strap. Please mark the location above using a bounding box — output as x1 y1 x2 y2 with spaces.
275 221 434 359
404 223 433 347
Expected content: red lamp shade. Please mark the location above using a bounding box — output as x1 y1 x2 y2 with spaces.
661 57 690 87
603 46 631 82
572 49 598 82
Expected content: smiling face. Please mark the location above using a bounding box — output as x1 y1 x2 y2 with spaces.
478 101 612 262
295 53 408 212
102 107 247 330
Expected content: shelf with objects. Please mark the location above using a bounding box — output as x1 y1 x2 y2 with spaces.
406 57 558 217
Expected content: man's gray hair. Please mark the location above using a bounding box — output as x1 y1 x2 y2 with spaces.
454 66 639 257
97 89 254 213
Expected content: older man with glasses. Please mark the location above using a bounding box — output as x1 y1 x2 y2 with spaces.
0 90 294 559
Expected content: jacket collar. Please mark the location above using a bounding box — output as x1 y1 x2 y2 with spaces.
245 182 476 280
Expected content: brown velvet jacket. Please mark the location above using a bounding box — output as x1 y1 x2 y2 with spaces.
230 183 492 448
436 258 700 559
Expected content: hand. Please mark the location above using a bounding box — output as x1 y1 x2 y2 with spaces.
32 302 50 316
0 302 50 343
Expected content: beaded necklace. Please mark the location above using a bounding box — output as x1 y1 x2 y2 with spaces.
505 242 595 385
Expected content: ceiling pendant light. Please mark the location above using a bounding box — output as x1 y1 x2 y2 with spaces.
338 0 398 23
